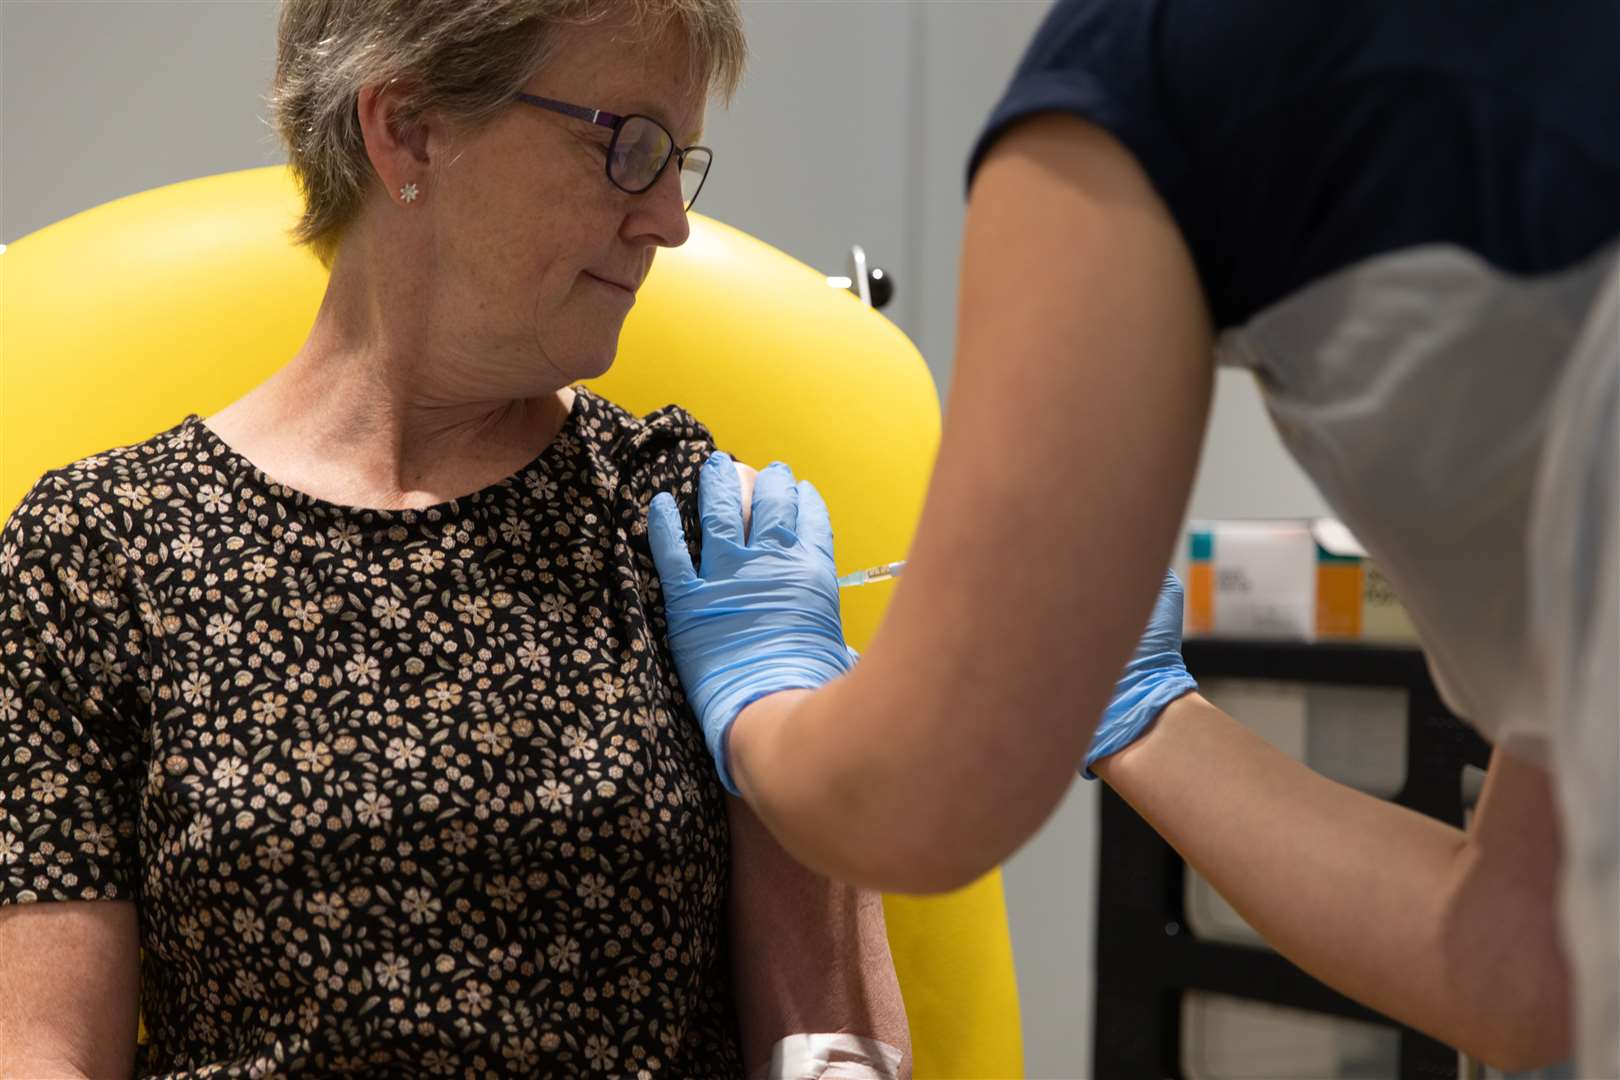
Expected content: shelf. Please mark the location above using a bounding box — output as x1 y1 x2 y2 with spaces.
1183 637 1430 686
1097 635 1484 1079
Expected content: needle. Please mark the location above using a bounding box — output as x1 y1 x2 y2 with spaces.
836 560 906 588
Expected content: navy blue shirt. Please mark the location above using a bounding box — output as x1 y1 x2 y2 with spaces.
970 1 1620 329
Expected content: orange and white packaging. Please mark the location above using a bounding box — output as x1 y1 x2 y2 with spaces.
1185 519 1415 642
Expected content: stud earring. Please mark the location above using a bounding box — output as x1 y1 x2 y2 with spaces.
399 182 419 204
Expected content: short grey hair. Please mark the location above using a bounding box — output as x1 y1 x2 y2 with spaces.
271 0 746 264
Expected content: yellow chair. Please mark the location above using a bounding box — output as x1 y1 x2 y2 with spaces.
1 166 1023 1077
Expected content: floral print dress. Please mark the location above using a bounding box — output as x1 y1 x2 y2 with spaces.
0 389 744 1077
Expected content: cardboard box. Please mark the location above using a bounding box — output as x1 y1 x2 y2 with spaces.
1186 519 1417 642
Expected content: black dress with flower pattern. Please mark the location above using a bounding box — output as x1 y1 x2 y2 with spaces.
0 389 744 1077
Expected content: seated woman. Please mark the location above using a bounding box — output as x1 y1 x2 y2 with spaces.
0 0 909 1075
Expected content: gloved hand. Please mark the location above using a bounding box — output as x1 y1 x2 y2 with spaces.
1083 569 1199 778
648 452 854 794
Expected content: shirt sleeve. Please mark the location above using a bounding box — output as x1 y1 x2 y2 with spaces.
966 0 1186 202
615 404 720 577
0 473 145 905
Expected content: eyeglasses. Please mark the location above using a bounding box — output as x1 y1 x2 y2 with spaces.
512 91 712 212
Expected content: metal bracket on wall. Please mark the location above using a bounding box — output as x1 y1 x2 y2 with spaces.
825 243 894 310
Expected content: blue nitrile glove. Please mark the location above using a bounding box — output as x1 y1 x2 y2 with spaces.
1083 569 1200 778
648 452 854 794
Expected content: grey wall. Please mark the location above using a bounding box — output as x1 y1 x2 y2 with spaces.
2 2 1328 1075
1 1 285 242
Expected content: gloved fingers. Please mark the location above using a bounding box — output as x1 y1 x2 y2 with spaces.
795 478 836 565
647 492 697 588
698 451 746 550
749 462 801 548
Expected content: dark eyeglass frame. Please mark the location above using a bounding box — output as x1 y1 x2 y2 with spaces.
511 91 712 211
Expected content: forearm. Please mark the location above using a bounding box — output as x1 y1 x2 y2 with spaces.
1095 694 1569 1068
661 114 1213 894
735 116 1212 892
730 665 1080 894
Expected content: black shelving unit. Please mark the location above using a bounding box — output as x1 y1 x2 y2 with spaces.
1094 639 1493 1080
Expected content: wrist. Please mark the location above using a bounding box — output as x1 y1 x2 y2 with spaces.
1092 689 1206 782
694 642 852 795
1084 672 1200 779
727 688 815 801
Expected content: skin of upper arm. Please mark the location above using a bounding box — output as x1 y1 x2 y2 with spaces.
734 112 1217 891
0 900 140 1078
725 797 910 1077
1439 748 1572 1068
727 460 910 1076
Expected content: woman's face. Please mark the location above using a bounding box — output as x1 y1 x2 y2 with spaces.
422 21 707 390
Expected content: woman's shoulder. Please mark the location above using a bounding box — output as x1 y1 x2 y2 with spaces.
571 388 712 453
569 388 717 487
2 417 204 556
0 424 203 669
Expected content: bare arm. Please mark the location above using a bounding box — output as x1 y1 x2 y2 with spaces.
0 900 140 1079
1096 694 1571 1070
728 798 910 1078
725 462 910 1077
730 113 1215 891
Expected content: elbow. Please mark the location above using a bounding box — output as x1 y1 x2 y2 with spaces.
875 858 987 898
1466 1011 1571 1075
808 827 991 895
830 775 1066 895
1436 962 1572 1072
1474 1040 1569 1076
893 840 1012 895
865 783 1073 896
753 680 1075 893
780 789 1002 893
1434 891 1573 1072
836 799 1021 895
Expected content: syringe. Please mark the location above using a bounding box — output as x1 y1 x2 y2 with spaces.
837 560 906 588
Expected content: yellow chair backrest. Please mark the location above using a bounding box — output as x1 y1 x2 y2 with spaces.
1 166 1023 1078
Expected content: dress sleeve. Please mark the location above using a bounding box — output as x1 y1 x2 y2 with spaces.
966 0 1186 202
615 404 720 575
0 473 145 905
